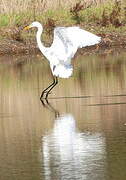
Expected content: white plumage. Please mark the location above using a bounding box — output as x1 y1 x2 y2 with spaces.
26 21 101 78
24 21 101 99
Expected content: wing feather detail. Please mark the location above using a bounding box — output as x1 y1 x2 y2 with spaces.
49 26 101 63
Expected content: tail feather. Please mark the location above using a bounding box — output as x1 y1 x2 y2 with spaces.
52 64 73 78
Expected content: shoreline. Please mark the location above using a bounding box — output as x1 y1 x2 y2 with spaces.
0 33 126 56
0 0 126 57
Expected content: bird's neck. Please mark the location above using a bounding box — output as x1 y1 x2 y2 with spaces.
36 26 46 54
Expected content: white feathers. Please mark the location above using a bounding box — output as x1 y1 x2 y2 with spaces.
50 64 73 78
50 27 101 62
32 22 101 78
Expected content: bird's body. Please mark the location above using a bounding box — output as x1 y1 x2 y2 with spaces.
24 21 101 99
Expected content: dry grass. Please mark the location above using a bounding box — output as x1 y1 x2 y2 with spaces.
0 0 116 27
0 0 126 39
0 0 112 14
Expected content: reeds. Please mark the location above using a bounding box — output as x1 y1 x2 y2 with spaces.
0 0 126 32
0 0 111 14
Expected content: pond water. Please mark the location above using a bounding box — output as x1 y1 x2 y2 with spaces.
0 51 126 180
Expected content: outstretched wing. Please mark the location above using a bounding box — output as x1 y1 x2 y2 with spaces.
50 26 101 62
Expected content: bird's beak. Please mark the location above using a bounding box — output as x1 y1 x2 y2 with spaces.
23 25 31 30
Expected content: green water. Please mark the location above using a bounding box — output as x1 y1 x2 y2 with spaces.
0 51 126 180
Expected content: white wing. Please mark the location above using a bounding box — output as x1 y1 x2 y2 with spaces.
49 26 101 62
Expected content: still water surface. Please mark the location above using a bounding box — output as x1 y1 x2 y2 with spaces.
0 51 126 180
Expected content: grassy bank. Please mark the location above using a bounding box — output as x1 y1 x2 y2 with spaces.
0 0 124 26
0 0 126 55
0 1 126 34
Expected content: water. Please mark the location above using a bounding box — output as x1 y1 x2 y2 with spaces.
0 51 126 180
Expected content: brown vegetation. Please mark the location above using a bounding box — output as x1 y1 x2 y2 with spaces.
101 0 122 27
0 0 126 55
0 0 109 14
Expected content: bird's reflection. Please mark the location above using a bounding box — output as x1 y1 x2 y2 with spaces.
40 100 106 180
41 99 60 118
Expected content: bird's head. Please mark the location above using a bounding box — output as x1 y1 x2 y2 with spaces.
24 21 42 30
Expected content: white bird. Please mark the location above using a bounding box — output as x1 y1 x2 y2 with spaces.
24 21 101 99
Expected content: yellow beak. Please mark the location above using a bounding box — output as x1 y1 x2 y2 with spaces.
24 25 31 30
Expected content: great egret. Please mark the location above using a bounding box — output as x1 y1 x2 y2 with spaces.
24 21 101 99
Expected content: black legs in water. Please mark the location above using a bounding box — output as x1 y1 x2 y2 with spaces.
40 76 58 100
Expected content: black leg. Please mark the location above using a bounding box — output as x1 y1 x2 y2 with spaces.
40 77 58 100
40 77 56 99
45 77 58 100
